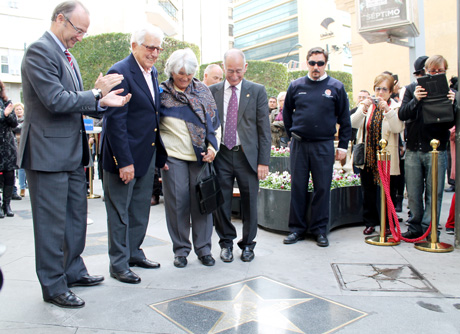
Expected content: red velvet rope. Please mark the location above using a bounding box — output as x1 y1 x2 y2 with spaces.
377 159 431 243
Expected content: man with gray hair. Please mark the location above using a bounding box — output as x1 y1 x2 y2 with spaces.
101 24 167 284
203 63 223 86
19 0 130 308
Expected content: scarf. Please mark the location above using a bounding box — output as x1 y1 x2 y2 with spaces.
365 103 383 184
160 77 220 154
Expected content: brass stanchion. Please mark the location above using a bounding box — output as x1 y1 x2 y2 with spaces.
87 134 101 199
366 139 400 246
415 139 453 252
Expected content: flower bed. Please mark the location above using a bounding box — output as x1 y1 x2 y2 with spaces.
260 169 361 191
258 170 363 234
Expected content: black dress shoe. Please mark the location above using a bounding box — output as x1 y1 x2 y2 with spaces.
110 269 141 284
199 255 215 266
68 274 104 287
241 247 254 262
129 258 160 269
220 247 233 262
363 226 375 235
316 234 329 247
45 291 85 308
174 256 187 268
401 230 423 239
283 232 305 244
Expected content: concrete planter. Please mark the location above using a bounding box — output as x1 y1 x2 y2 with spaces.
257 186 363 234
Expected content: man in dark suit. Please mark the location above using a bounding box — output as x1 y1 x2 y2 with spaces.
18 1 131 308
101 25 167 284
209 49 271 263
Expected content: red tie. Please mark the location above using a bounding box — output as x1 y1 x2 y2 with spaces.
64 49 74 70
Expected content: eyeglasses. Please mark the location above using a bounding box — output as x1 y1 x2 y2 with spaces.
308 60 325 67
141 43 164 53
427 68 446 75
64 16 87 37
375 87 389 92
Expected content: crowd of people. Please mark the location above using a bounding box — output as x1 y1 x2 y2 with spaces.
2 0 456 309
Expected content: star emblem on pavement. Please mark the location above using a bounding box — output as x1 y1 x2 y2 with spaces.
187 284 312 333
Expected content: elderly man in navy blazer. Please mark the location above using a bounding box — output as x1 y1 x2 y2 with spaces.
209 49 271 263
101 25 167 284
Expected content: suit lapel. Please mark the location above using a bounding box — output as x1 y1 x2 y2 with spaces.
237 79 250 123
215 83 225 127
129 54 155 108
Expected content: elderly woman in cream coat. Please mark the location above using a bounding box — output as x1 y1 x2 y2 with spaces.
351 73 404 236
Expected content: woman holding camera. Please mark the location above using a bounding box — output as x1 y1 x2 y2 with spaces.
0 80 18 218
351 73 404 235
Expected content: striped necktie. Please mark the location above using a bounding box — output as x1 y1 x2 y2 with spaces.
64 49 74 70
224 86 238 149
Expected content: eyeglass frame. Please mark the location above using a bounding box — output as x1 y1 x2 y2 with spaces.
375 87 389 92
141 43 164 53
64 16 87 37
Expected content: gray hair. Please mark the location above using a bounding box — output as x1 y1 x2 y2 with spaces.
223 49 246 68
131 24 164 46
51 1 88 21
277 91 286 103
164 48 198 78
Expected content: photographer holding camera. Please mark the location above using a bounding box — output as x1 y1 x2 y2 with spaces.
351 73 405 236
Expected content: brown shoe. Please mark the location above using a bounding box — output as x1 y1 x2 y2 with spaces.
363 226 375 235
20 189 25 197
150 195 159 206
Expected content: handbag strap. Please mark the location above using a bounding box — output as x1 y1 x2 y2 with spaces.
196 162 216 182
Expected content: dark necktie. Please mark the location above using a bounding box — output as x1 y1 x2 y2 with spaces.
64 49 74 70
224 86 238 149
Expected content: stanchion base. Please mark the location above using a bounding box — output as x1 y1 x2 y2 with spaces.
87 194 101 199
365 235 400 246
414 242 454 253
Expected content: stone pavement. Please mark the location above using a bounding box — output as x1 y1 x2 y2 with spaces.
0 180 459 334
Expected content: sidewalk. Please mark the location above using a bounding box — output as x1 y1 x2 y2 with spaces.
0 180 459 334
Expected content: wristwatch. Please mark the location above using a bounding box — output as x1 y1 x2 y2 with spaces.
92 88 103 100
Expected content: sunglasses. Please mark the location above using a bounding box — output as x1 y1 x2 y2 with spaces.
375 87 389 92
308 60 325 67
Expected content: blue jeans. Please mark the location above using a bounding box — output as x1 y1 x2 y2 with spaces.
405 149 447 234
18 169 27 189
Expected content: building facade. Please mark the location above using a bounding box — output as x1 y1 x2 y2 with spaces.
336 0 457 99
233 0 352 73
0 0 232 102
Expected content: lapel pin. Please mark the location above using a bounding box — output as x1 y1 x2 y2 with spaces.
246 94 250 98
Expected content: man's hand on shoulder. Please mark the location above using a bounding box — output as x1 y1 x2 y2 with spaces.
95 73 124 97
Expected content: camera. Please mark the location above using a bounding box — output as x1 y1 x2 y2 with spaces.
371 96 379 105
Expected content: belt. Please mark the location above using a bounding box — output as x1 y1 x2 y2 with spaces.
221 144 242 152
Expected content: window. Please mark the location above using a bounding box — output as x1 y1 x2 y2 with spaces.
1 55 8 74
243 36 299 60
235 19 298 49
158 0 178 22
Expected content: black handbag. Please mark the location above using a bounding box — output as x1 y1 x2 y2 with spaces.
422 96 454 124
353 118 366 166
196 162 224 215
